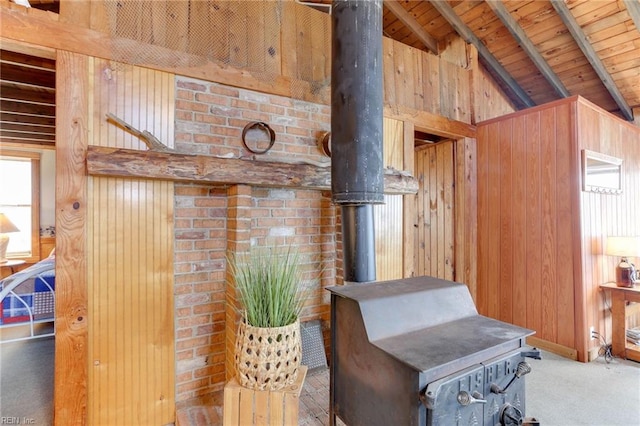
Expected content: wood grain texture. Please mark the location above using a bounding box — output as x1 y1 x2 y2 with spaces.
414 141 455 281
477 100 570 353
55 49 88 426
477 96 639 362
375 118 406 281
575 96 640 361
454 137 478 298
86 146 419 195
86 60 176 425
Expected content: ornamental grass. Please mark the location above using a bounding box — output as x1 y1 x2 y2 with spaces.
228 246 308 328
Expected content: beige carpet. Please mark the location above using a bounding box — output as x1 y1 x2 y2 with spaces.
0 336 54 426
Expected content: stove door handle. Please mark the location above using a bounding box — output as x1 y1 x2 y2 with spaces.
521 348 542 360
456 390 487 406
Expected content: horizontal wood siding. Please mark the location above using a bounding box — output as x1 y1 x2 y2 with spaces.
477 99 577 356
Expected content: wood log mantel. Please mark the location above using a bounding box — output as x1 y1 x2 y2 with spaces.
86 146 419 195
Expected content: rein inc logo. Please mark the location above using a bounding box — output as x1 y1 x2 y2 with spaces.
0 418 35 424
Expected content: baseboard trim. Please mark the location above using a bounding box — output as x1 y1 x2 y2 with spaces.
526 336 578 361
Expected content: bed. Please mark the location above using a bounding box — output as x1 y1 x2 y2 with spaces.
0 257 55 343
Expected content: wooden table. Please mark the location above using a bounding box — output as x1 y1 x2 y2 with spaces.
1 259 25 275
600 282 640 362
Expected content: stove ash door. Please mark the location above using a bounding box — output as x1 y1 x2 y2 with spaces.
422 351 528 426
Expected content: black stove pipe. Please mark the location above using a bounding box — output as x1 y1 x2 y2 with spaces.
331 0 384 283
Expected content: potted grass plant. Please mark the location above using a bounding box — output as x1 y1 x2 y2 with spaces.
228 245 307 391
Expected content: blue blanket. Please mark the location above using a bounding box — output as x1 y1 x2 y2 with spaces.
0 259 55 325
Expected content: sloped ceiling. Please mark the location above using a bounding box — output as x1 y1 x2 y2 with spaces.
309 0 640 122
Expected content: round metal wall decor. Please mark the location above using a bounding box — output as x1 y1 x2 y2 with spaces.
318 131 331 157
242 121 276 154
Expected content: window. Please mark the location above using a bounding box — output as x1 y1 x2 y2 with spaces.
0 150 40 262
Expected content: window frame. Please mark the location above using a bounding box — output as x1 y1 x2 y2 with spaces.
0 149 41 263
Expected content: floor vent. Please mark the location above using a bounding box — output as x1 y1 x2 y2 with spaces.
300 320 328 371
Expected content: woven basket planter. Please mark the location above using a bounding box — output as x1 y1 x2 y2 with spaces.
234 319 301 391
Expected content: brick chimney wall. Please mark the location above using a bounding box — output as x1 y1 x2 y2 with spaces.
173 77 336 404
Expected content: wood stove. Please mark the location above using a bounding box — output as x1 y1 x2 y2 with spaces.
328 276 540 426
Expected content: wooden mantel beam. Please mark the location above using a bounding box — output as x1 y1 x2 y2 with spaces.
86 146 419 195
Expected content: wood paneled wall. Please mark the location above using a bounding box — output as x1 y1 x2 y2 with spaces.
477 98 579 358
86 59 176 424
383 36 473 123
477 96 640 362
375 118 408 281
414 142 455 281
576 98 640 356
56 1 474 123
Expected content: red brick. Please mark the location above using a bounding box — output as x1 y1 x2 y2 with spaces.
209 84 239 98
229 99 258 111
195 92 230 105
177 80 207 92
176 89 194 100
176 99 209 113
194 113 227 125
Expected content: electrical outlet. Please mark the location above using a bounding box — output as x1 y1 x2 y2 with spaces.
590 326 596 340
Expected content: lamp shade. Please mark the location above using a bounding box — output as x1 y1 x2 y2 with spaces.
605 236 640 258
0 213 19 233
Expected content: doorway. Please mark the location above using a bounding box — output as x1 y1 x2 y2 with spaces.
0 45 56 425
414 139 455 281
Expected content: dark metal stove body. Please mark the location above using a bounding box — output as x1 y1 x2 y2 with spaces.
328 276 538 426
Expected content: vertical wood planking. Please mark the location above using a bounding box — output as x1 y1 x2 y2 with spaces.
415 145 426 275
575 97 640 359
498 120 513 324
453 137 478 294
442 142 454 282
403 121 416 278
87 59 175 425
55 49 89 426
375 195 404 281
486 122 501 319
413 141 455 280
524 112 542 336
382 37 396 106
540 108 558 342
476 124 489 313
555 103 575 349
476 96 639 361
375 118 405 281
511 116 527 327
428 146 438 276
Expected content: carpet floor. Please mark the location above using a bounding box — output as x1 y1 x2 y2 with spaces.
1 338 638 426
0 336 54 425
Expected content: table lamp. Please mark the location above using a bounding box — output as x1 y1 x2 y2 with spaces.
0 213 20 264
605 236 640 287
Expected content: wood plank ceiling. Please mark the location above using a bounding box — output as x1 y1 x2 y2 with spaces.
308 0 640 122
0 49 56 147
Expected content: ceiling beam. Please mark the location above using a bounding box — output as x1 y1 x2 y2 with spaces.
550 0 634 121
383 0 438 54
486 0 570 98
428 0 535 108
624 0 640 34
